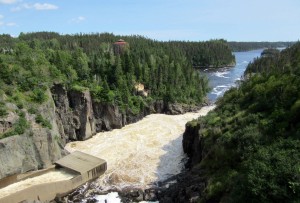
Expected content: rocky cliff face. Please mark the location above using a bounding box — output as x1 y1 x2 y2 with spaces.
182 121 205 168
0 83 203 180
0 90 66 179
51 84 164 142
1 84 188 179
159 121 208 203
51 84 96 141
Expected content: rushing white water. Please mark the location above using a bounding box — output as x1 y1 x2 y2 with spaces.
94 192 159 203
94 192 121 203
0 170 74 198
65 106 215 190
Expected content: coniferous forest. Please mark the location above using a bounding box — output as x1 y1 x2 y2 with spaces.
228 41 295 52
177 42 300 202
0 32 235 138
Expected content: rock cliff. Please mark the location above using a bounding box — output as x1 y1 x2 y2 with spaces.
0 90 66 179
159 121 208 203
1 84 200 180
182 121 203 168
51 84 96 141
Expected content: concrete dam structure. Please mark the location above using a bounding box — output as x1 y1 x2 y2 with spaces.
0 151 107 203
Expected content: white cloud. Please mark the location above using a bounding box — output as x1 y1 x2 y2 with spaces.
32 3 58 10
11 2 58 11
0 14 4 19
71 16 86 23
0 0 18 4
6 22 17 26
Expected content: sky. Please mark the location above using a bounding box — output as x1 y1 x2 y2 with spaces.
0 0 299 41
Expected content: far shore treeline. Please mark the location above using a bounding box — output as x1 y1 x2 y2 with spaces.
229 41 295 52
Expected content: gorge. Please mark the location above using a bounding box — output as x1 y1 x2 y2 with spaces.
0 32 296 203
1 33 235 181
58 49 264 202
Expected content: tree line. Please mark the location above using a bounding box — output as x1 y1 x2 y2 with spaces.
229 41 295 52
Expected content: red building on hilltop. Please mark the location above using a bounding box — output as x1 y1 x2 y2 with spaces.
113 39 129 55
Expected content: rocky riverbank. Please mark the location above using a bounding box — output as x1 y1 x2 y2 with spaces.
158 113 215 203
0 83 206 180
55 105 215 203
59 171 201 203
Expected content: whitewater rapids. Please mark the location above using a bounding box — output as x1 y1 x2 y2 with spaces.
65 106 215 190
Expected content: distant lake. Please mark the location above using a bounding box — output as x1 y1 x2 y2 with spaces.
200 49 263 102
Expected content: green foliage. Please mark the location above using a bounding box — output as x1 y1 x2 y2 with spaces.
35 114 52 129
7 91 27 109
168 39 235 68
188 42 300 202
0 112 29 138
0 101 8 117
30 88 48 103
261 48 280 57
14 116 29 134
28 106 38 114
71 84 89 92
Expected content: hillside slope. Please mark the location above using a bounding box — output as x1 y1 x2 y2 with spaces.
161 42 300 202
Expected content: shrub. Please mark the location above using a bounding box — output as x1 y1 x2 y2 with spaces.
0 113 29 138
30 88 48 103
71 84 88 92
14 116 29 134
35 114 52 129
0 101 8 117
28 106 38 114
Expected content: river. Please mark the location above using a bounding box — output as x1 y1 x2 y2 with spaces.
65 106 215 195
66 49 263 202
63 49 263 202
0 49 271 202
201 49 263 102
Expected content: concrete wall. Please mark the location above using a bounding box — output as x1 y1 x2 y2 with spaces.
0 167 54 189
0 162 107 203
0 176 83 203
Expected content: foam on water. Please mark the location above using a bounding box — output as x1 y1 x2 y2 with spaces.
200 49 263 102
65 106 215 190
94 192 159 203
212 85 231 96
213 71 230 78
94 192 121 203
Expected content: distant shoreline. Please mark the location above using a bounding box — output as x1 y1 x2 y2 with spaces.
193 64 235 69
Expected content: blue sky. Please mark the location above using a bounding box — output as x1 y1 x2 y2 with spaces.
0 0 299 41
